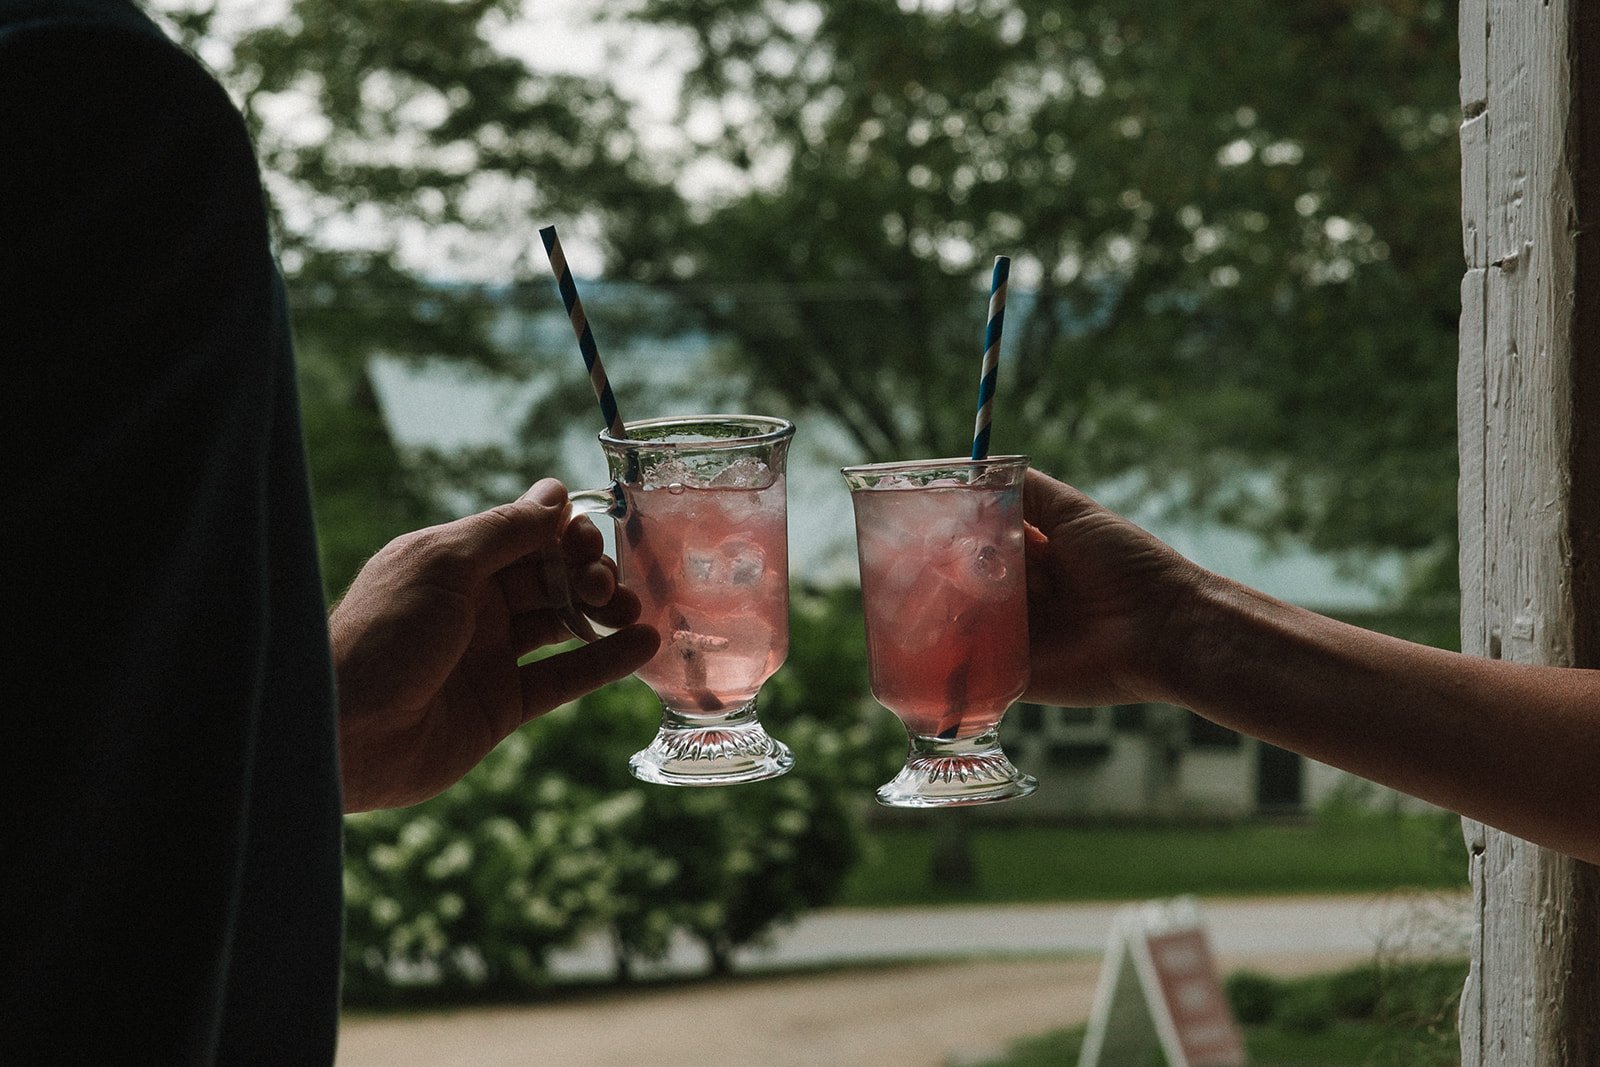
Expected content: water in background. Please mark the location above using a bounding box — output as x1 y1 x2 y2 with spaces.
367 305 1402 609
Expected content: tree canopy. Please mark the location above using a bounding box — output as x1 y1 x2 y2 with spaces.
159 0 1461 601
149 0 1465 998
612 0 1461 598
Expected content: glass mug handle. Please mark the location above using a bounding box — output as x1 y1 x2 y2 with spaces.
551 483 627 643
567 482 626 521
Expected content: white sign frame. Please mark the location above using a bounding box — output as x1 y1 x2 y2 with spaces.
1078 896 1246 1067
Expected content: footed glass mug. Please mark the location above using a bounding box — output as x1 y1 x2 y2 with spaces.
570 415 795 785
842 455 1037 807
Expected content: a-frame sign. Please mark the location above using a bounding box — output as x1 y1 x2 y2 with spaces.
1079 897 1246 1067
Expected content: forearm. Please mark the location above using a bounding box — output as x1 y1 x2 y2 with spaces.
1160 576 1600 863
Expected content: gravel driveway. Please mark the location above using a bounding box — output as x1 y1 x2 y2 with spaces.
337 891 1470 1067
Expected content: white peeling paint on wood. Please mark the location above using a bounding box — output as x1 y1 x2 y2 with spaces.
1458 1 1600 1065
1459 0 1488 111
1455 258 1488 1057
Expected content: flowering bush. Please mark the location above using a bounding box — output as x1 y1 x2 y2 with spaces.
342 589 900 1002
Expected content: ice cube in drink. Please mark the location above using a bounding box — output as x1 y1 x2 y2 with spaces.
852 479 1029 739
620 471 789 714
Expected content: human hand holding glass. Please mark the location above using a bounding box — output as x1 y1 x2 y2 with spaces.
332 480 658 812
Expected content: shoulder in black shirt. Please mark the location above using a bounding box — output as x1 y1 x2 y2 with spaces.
0 2 344 1062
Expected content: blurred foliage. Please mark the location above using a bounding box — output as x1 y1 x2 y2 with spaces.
993 958 1467 1066
342 589 901 1002
151 0 1468 1003
155 0 683 594
170 0 1467 605
293 329 443 596
1224 958 1467 1058
614 0 1462 603
1227 970 1284 1025
155 0 1464 603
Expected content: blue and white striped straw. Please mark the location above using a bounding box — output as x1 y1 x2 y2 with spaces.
539 225 627 441
971 255 1010 461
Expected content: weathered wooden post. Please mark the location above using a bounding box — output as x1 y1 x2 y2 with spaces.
1457 1 1600 1063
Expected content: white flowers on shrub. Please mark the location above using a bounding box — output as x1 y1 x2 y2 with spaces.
399 818 439 851
367 844 403 873
426 840 473 881
590 791 644 827
371 896 402 925
521 898 565 931
341 595 890 1002
528 812 563 849
772 809 809 837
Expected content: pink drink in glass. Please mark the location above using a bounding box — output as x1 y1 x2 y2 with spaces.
844 455 1037 807
853 479 1028 738
621 475 790 713
570 414 795 786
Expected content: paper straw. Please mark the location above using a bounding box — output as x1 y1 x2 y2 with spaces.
538 225 640 624
937 255 1011 740
970 255 1010 462
539 225 627 441
537 225 722 711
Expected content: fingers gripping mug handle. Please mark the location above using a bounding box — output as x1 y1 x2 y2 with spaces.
551 483 627 644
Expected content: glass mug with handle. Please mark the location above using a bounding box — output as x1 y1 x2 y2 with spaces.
567 415 795 786
842 455 1037 806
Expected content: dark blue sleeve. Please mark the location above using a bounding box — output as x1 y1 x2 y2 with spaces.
0 10 340 1064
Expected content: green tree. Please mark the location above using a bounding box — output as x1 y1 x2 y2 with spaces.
155 0 684 592
613 0 1461 603
150 0 1469 1000
153 0 899 1000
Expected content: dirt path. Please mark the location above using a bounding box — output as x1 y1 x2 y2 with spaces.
336 950 1371 1067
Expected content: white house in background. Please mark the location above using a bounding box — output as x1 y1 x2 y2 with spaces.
369 303 1440 822
997 700 1387 821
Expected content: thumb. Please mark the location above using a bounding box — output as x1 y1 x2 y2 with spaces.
1023 468 1096 533
443 482 570 584
520 477 570 510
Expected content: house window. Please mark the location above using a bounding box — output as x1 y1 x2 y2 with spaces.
1013 703 1044 733
1187 711 1242 749
1112 703 1147 731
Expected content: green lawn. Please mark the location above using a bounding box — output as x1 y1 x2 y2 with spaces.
988 1020 1460 1067
979 959 1467 1067
841 813 1467 907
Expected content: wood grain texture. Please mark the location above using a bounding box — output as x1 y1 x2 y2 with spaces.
1458 2 1600 1064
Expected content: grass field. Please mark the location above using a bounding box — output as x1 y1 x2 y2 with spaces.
841 812 1467 907
978 958 1468 1066
989 1020 1461 1067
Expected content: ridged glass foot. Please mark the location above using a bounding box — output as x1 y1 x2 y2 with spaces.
875 729 1037 807
629 701 793 786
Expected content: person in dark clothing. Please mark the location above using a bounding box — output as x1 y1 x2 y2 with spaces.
0 1 658 1061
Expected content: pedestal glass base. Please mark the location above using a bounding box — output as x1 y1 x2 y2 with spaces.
629 700 793 786
875 729 1037 808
